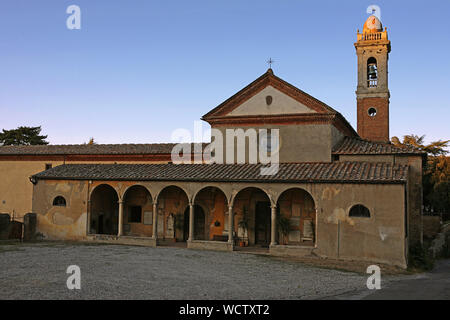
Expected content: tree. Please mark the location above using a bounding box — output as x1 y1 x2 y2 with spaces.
424 155 450 214
391 134 449 156
0 126 49 146
392 135 450 215
84 137 96 145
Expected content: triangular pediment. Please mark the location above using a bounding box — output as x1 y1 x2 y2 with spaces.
227 86 316 116
202 69 337 120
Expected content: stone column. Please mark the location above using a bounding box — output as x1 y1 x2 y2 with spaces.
228 205 233 244
152 202 157 240
118 200 124 237
270 204 277 246
86 200 91 236
188 203 194 242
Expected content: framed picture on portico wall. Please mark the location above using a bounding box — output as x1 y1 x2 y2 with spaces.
143 211 153 225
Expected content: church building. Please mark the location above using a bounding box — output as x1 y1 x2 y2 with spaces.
0 15 425 268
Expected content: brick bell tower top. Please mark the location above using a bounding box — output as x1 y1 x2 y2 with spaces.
355 15 391 143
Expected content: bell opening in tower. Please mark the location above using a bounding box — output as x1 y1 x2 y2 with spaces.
367 57 378 88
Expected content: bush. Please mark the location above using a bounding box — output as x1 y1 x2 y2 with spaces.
442 234 450 258
408 243 434 271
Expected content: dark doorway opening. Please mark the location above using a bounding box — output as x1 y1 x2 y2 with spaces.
255 201 271 247
90 184 119 235
98 215 104 234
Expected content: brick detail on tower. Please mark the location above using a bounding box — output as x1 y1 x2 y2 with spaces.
357 97 390 142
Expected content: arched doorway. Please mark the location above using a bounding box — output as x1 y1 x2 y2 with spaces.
122 185 153 237
233 187 271 247
90 184 119 235
157 186 189 241
193 187 228 241
277 188 316 246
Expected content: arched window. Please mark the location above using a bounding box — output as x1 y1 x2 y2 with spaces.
367 57 378 88
349 204 370 218
53 196 67 207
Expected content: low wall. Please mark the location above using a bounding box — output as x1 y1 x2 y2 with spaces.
86 235 156 247
188 240 233 252
269 244 314 257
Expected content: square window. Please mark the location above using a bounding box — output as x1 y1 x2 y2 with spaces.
129 206 142 223
45 164 52 170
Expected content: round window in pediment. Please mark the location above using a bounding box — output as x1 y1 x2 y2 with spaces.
266 95 273 106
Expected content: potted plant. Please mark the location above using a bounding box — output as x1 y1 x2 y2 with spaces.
238 206 249 247
276 211 291 245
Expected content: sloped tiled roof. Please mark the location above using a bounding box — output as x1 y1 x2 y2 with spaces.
0 143 206 156
333 136 425 155
33 162 408 184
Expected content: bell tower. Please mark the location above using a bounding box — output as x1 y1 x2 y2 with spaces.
355 15 391 142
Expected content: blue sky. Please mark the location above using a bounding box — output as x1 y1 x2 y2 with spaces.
0 0 449 146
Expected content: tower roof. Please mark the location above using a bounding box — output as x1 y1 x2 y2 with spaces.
363 15 383 33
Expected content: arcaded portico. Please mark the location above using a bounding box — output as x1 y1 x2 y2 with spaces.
31 162 410 267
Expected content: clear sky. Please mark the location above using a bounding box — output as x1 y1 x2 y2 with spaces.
1 0 449 146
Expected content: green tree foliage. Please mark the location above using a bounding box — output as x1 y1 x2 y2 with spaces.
424 156 450 214
392 134 449 214
391 134 449 156
0 126 49 146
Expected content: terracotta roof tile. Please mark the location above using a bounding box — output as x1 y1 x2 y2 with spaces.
333 136 425 155
0 143 206 156
33 162 408 184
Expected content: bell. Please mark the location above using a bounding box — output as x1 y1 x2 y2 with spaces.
368 64 377 79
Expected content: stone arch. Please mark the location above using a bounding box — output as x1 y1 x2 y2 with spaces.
89 184 119 235
231 186 273 207
232 187 272 246
193 186 229 241
156 185 190 241
155 184 191 204
276 188 316 246
122 185 154 237
90 183 119 199
192 185 229 205
122 184 153 203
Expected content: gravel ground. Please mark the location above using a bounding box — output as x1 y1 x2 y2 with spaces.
0 242 410 300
